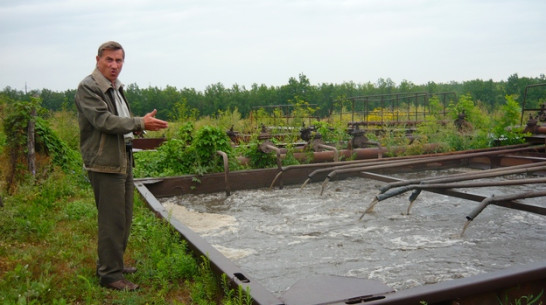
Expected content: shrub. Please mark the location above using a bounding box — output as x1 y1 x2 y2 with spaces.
134 124 234 177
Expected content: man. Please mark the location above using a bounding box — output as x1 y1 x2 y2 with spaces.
75 41 168 291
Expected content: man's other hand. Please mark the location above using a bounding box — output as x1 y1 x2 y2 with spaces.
143 109 168 131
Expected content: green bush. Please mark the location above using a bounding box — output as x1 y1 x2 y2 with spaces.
134 124 235 177
490 95 528 146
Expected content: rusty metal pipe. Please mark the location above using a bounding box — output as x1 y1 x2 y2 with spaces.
462 190 546 236
380 160 546 194
308 153 432 192
323 146 543 195
309 159 390 182
362 161 546 217
378 165 546 202
326 156 460 196
535 125 546 134
216 150 231 196
269 160 366 190
330 146 542 181
306 154 430 186
293 147 387 162
466 190 546 222
373 178 546 215
291 143 449 164
292 151 421 190
317 143 339 162
387 161 546 211
361 171 546 217
263 144 283 170
369 141 383 158
416 177 546 192
314 144 536 186
408 177 546 215
376 185 413 201
270 152 416 190
301 159 399 190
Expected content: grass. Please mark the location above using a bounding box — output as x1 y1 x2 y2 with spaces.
0 167 240 304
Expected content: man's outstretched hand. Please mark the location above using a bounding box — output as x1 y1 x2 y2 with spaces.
143 109 168 131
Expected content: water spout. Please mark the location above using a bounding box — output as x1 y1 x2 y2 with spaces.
359 198 379 220
406 200 416 216
460 219 472 237
320 177 330 196
406 189 422 215
300 178 310 190
269 170 284 190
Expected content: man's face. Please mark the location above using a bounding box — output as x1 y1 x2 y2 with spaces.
96 49 124 83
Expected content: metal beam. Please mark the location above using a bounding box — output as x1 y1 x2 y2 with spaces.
359 171 546 216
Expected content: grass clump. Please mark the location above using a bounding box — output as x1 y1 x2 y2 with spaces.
0 167 234 304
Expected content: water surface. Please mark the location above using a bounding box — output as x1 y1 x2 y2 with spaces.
161 169 546 294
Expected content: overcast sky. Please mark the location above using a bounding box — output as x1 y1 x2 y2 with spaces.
1 0 545 92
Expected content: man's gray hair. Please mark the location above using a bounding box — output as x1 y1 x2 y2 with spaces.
97 41 125 58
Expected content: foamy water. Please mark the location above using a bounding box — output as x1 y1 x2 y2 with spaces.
161 169 546 295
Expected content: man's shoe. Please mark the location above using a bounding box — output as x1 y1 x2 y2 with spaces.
101 279 139 291
123 266 137 274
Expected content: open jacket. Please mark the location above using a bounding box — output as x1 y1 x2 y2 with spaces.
75 68 145 174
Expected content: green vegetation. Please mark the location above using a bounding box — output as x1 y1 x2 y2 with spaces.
135 92 529 177
497 289 544 305
0 167 253 304
134 123 235 177
4 73 545 121
0 96 251 304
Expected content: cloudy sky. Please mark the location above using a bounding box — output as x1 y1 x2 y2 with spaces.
1 0 545 92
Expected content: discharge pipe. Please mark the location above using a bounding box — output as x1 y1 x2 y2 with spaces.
302 144 529 189
361 162 546 218
370 176 546 217
259 142 283 170
462 190 546 236
217 151 231 196
269 160 368 190
379 160 546 194
316 143 339 162
375 163 546 202
323 145 543 196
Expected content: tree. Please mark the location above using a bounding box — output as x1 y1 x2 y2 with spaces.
461 79 503 110
375 78 395 94
399 79 416 93
125 83 144 115
505 73 521 98
279 73 313 105
40 89 66 112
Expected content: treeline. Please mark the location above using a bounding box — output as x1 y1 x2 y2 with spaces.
2 73 545 121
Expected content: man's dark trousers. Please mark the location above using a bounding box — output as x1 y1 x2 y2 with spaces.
88 150 133 285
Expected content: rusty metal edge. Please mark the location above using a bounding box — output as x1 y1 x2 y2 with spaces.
134 181 286 305
361 261 546 305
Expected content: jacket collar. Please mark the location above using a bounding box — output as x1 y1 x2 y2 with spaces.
92 68 123 93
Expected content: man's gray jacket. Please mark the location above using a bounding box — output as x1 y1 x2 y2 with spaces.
75 68 145 174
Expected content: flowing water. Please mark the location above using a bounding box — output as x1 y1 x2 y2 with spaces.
160 168 546 295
